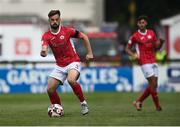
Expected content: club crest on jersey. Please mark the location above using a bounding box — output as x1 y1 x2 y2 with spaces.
60 35 65 40
147 35 152 39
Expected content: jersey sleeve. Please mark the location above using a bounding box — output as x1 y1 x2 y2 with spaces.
127 35 136 48
41 33 49 46
69 28 80 38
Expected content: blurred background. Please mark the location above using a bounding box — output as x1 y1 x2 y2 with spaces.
0 0 180 93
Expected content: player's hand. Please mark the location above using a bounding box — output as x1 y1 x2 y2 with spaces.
132 53 139 60
156 38 165 50
86 53 94 61
159 38 165 44
40 50 47 57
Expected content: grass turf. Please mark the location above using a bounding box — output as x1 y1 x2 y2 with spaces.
0 92 180 126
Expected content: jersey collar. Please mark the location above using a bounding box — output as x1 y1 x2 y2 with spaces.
138 29 147 35
50 25 61 35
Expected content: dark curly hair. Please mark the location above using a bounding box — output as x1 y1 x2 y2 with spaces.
48 10 61 18
137 15 148 22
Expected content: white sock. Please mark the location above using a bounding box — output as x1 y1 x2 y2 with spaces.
80 100 87 105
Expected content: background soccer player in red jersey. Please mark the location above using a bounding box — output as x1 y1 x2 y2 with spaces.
125 15 164 111
40 10 93 115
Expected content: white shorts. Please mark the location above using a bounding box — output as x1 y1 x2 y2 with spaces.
49 62 81 83
141 63 158 78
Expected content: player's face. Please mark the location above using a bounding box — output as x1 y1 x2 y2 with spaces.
137 19 147 31
49 14 61 30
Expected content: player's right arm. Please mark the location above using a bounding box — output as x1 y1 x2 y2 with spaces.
40 34 49 57
125 36 138 60
40 45 48 57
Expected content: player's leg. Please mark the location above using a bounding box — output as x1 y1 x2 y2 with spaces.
137 86 150 103
67 69 88 115
47 77 62 105
147 76 162 111
47 65 66 105
67 69 84 102
133 86 150 111
133 64 152 111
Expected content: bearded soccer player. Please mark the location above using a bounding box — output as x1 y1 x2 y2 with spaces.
40 10 93 115
125 15 164 111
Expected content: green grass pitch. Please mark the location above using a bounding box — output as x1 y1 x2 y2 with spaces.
0 92 180 126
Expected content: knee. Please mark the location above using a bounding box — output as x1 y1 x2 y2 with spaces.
154 84 158 89
150 81 158 89
150 84 157 89
47 87 55 94
67 78 76 86
152 79 158 88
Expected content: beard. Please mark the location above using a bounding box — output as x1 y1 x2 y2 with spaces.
50 23 59 30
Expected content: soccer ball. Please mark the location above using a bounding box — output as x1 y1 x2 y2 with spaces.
48 104 64 117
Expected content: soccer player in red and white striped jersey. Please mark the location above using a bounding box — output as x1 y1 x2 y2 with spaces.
40 10 93 115
126 15 164 111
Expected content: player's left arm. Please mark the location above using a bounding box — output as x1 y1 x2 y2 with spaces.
70 28 93 61
152 31 165 50
78 32 94 61
155 38 165 50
